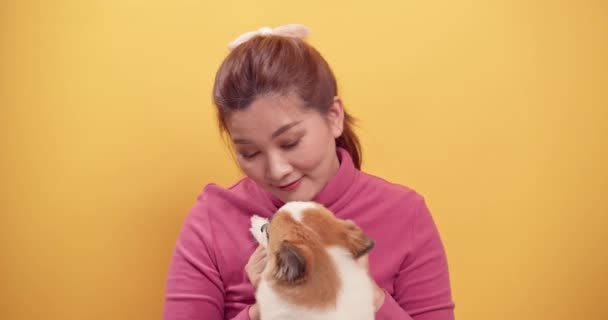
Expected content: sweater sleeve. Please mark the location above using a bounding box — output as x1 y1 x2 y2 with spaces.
163 200 251 320
375 196 455 320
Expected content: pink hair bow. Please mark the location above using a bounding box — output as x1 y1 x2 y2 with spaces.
227 24 311 50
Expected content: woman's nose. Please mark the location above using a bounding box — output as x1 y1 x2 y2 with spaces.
266 152 292 181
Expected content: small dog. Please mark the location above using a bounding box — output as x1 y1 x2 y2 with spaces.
250 201 375 320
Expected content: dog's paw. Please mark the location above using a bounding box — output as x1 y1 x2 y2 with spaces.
250 215 269 247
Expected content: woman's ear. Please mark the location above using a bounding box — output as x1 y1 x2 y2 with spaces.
327 96 345 138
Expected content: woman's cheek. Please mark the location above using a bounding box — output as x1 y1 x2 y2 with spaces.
290 148 322 171
238 160 258 178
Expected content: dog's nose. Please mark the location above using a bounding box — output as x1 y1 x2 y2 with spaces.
261 223 269 238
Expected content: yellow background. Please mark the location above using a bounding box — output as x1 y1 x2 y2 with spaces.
2 1 607 319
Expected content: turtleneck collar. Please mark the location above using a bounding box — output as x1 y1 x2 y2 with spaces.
251 147 358 213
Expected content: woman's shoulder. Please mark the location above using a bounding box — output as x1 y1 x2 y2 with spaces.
176 178 265 239
192 178 258 210
353 171 437 232
356 170 425 204
185 177 274 222
197 177 250 200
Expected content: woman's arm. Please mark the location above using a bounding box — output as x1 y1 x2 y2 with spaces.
163 203 253 320
374 197 455 320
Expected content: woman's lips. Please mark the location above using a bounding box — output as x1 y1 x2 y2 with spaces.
278 178 302 192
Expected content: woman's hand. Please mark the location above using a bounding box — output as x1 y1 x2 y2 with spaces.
245 245 268 288
246 247 266 320
357 254 386 312
248 303 261 320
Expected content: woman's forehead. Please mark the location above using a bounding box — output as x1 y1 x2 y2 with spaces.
226 95 320 138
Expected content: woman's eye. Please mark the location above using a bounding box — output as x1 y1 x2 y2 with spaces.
241 152 259 160
282 139 300 149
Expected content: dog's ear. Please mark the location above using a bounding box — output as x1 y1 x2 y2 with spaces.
343 220 375 258
274 241 306 284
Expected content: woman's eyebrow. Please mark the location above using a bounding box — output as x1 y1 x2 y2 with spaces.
232 120 302 144
271 121 302 138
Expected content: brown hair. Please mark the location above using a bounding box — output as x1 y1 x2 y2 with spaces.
212 35 362 169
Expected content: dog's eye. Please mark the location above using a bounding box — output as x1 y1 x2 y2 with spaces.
261 223 269 239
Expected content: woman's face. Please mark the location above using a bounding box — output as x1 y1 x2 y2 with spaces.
225 92 344 203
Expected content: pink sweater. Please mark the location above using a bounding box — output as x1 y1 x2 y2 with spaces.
163 148 455 319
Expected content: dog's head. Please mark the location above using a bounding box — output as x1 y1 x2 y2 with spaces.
262 201 374 285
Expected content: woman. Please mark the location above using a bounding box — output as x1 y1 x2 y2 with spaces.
163 24 455 320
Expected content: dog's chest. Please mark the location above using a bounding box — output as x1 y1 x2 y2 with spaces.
256 247 375 320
